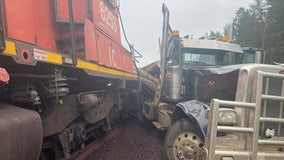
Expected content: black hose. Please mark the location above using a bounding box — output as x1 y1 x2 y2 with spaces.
118 9 142 92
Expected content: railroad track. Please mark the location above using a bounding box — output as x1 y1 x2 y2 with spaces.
71 127 120 160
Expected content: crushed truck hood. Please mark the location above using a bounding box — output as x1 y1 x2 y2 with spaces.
183 64 247 102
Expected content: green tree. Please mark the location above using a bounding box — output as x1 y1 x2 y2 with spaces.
229 0 284 63
249 0 267 23
223 22 233 39
264 0 284 63
249 0 267 47
208 31 222 39
233 7 264 48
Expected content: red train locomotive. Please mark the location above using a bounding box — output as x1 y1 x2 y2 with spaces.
0 0 137 159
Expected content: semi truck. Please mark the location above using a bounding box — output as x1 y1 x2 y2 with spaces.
0 0 138 160
138 4 284 160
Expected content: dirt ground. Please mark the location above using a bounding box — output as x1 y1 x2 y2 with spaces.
86 118 166 160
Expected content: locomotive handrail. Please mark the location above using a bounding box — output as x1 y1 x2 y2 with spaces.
68 0 78 66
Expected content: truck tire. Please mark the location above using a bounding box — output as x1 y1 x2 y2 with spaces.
164 119 204 160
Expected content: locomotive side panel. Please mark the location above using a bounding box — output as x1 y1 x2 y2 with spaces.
3 0 132 74
84 18 99 62
55 0 86 22
92 0 121 43
122 49 134 73
96 29 113 67
33 0 60 51
4 0 36 44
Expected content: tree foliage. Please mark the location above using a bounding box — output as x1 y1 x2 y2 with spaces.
230 0 284 63
208 31 222 39
233 2 265 48
264 0 284 63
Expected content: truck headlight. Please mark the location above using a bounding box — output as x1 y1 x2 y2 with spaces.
218 108 237 125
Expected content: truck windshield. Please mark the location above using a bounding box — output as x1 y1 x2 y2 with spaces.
242 53 255 63
184 53 216 65
182 49 243 66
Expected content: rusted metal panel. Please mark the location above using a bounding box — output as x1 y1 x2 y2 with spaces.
0 103 42 160
92 0 121 43
3 0 36 44
84 19 98 62
55 0 86 22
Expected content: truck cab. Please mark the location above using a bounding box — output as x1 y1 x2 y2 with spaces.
138 4 275 160
164 36 245 102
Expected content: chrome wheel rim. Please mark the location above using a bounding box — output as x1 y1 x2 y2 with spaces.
173 132 202 160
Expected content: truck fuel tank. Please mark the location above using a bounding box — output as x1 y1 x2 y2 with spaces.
165 65 183 101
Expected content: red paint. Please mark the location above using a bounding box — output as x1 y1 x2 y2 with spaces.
4 0 36 44
33 0 59 51
122 50 134 73
4 0 59 50
0 67 9 84
84 19 98 62
55 0 86 22
96 29 112 67
92 0 121 43
95 29 132 71
3 0 134 73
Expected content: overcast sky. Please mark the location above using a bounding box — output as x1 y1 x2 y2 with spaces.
119 0 253 67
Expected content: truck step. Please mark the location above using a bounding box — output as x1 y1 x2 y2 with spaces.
152 121 166 131
158 109 173 128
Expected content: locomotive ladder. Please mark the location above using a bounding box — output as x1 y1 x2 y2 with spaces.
207 71 284 160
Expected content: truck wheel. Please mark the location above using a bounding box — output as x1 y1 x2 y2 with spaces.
164 119 203 160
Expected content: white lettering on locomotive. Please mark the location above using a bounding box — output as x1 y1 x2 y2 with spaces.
100 1 117 33
109 46 116 67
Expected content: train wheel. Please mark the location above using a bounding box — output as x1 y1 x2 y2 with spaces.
164 119 203 160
